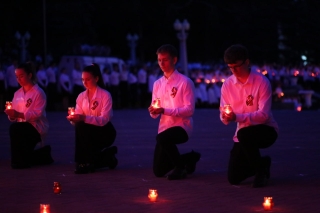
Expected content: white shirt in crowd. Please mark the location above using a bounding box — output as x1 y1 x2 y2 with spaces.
75 86 113 126
72 69 83 86
150 70 195 137
119 69 129 82
37 69 48 88
8 84 49 141
102 73 110 87
138 68 147 84
128 72 137 84
6 64 18 87
109 71 120 86
59 73 72 92
220 70 279 142
46 67 56 83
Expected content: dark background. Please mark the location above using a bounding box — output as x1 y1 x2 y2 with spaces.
1 0 320 65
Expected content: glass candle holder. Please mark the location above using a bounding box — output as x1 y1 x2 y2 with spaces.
40 204 50 213
68 107 75 115
223 104 233 114
152 98 161 109
53 182 61 194
262 197 274 211
5 101 12 110
148 189 158 202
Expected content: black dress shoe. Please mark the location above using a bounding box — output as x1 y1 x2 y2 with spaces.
74 163 95 174
167 167 187 180
186 150 201 174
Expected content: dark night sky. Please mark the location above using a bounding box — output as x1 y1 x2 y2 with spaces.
1 0 320 65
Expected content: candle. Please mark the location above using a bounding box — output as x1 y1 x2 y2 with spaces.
53 182 61 194
152 98 161 109
262 197 274 211
148 189 158 202
223 104 233 114
40 204 50 213
68 107 75 115
5 101 12 110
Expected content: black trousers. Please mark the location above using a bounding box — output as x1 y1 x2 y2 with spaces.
75 121 116 164
228 124 278 185
153 126 189 177
10 122 41 165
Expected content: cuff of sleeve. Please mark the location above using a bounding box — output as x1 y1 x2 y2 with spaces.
163 108 172 116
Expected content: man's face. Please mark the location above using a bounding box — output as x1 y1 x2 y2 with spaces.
227 59 248 77
157 52 177 73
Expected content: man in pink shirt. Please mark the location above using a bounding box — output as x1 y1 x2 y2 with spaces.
148 44 201 180
220 44 279 188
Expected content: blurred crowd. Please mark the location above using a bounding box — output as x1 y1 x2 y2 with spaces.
1 58 320 112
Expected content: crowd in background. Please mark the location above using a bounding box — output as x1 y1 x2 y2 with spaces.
1 57 320 112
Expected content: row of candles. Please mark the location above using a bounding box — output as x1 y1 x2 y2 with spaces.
42 184 274 212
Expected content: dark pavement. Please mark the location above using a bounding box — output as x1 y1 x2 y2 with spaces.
0 109 320 213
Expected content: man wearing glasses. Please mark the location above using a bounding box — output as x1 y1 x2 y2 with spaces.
219 44 279 188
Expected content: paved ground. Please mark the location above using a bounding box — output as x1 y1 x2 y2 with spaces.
0 109 320 213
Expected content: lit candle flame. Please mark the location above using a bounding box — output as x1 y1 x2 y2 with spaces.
5 101 12 110
148 189 158 202
223 104 233 114
152 98 161 109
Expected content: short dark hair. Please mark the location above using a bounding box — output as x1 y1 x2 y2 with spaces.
156 44 178 58
83 63 105 89
17 62 36 82
224 44 249 64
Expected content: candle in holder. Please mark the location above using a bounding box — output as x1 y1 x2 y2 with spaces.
5 101 12 110
40 204 50 213
53 182 61 194
152 98 161 109
68 107 75 115
262 197 274 211
148 189 158 202
223 104 233 114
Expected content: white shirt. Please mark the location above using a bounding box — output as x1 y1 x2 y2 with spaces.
37 70 48 87
46 67 56 83
119 70 129 81
72 69 83 86
59 73 71 92
75 86 113 126
220 70 279 142
128 72 137 84
109 71 120 86
102 73 110 87
138 69 147 84
9 84 49 137
6 65 18 87
150 70 195 137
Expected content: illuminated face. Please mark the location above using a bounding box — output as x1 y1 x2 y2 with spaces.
227 59 248 77
15 68 32 87
82 72 98 90
157 52 177 73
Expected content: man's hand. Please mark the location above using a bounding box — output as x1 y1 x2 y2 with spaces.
221 111 236 122
4 109 21 119
66 114 85 123
148 106 164 115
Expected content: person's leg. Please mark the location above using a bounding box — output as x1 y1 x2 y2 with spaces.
10 122 41 169
153 126 188 179
227 142 255 185
93 122 118 169
237 124 277 187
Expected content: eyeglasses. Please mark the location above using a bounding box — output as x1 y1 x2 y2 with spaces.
228 59 247 70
